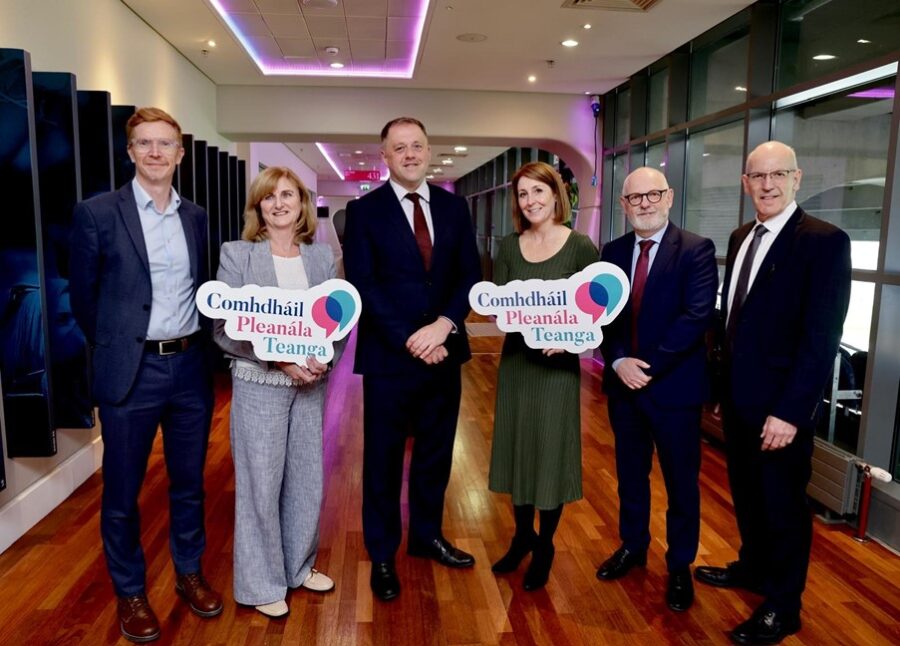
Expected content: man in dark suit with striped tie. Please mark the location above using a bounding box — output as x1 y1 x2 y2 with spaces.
595 166 718 612
343 117 482 601
695 141 851 645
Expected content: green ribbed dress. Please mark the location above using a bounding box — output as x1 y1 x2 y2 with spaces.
488 231 599 509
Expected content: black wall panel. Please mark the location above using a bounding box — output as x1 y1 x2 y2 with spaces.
111 105 135 188
218 151 231 242
178 133 195 202
207 146 221 274
228 155 239 242
32 71 92 433
76 90 113 199
0 49 55 458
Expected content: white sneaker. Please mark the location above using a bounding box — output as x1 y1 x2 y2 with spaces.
301 568 335 592
255 599 289 617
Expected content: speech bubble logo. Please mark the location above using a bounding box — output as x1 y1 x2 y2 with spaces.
312 290 357 337
575 282 605 323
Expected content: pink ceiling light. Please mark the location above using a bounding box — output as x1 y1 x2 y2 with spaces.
208 0 431 78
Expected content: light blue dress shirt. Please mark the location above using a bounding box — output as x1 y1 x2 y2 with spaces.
132 179 199 340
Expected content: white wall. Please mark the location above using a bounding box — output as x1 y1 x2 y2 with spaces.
0 0 229 553
0 0 229 148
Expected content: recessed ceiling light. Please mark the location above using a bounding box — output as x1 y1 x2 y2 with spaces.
456 33 487 43
702 153 710 157
735 85 748 92
433 167 444 173
426 174 435 179
442 159 453 165
659 162 666 167
330 62 345 69
354 150 363 154
857 39 871 44
357 161 366 166
813 54 836 60
453 146 467 152
561 39 579 48
207 40 216 48
528 75 537 83
583 24 592 30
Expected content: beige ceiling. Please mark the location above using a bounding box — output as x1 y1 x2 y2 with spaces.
122 0 755 182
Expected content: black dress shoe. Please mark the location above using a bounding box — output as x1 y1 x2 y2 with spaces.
492 532 537 573
595 547 647 581
695 562 764 594
666 570 694 612
730 608 801 645
408 536 475 568
370 561 400 601
523 543 555 591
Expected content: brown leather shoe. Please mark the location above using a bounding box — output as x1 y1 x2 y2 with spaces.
175 572 223 617
117 594 160 643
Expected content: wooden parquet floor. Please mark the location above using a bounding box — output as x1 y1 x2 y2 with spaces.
0 332 898 645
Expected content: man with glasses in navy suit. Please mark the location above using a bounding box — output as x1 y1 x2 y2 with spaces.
70 107 221 643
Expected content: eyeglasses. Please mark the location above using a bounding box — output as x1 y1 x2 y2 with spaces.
744 169 796 183
130 138 181 153
622 189 670 206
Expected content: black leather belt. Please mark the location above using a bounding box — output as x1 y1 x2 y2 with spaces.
145 331 203 355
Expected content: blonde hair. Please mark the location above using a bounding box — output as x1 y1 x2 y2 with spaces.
510 162 571 233
242 167 316 244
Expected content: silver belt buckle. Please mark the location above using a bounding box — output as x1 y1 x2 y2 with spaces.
158 339 177 356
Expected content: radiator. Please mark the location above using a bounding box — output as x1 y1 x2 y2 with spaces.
808 438 860 515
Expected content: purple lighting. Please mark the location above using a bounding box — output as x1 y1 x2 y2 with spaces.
208 0 431 78
848 87 895 99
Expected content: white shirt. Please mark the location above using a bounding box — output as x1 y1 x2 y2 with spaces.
389 179 434 243
726 201 796 323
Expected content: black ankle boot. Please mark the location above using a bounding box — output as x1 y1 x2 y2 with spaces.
523 543 555 591
492 531 537 573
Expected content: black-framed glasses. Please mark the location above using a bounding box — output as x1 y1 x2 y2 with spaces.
622 188 670 206
744 169 796 183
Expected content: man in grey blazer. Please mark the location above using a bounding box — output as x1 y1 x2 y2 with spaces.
70 107 221 643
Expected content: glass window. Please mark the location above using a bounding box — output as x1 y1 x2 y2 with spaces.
774 77 894 270
611 153 629 239
690 30 749 119
779 0 900 90
685 121 744 255
646 140 666 174
648 68 669 134
615 88 631 147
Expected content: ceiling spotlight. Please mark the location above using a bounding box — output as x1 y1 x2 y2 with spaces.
453 146 467 152
354 150 363 154
813 54 836 60
330 62 345 69
702 153 710 157
433 167 444 173
735 85 748 92
583 24 592 30
561 39 578 48
357 161 366 166
857 39 871 44
528 75 537 83
207 39 217 48
426 174 435 179
442 159 453 165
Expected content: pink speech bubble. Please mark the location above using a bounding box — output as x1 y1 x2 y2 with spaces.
312 296 338 337
575 282 606 323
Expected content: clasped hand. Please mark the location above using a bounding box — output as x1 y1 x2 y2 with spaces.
760 415 797 451
407 318 453 365
614 357 653 390
276 357 328 384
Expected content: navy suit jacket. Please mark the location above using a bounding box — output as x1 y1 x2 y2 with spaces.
721 206 851 431
599 223 718 407
343 182 481 377
69 182 210 404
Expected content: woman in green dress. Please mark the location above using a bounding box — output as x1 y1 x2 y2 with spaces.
489 162 598 590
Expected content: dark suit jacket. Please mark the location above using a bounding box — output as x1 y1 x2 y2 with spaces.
343 182 481 376
599 222 718 407
721 206 851 430
69 182 210 405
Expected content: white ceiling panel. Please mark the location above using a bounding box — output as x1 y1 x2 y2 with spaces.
350 39 387 59
345 0 389 18
264 13 309 38
385 16 415 42
387 0 419 17
305 15 349 38
255 0 302 13
277 37 318 57
218 0 257 12
348 16 387 40
228 12 272 37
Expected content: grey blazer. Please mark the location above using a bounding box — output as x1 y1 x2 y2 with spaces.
213 239 337 369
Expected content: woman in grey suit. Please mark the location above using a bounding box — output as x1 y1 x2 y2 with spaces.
214 166 336 618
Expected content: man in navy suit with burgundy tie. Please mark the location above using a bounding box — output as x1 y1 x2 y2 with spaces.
343 117 482 601
595 167 718 612
70 107 221 642
695 142 851 645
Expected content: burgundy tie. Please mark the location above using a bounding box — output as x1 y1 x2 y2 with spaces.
405 192 432 271
630 239 654 353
